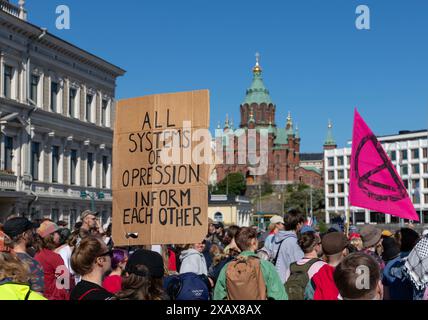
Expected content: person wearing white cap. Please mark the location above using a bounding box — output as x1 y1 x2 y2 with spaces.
263 215 285 252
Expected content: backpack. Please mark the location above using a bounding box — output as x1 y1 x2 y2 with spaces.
285 258 320 300
225 255 267 300
269 234 297 266
164 272 210 300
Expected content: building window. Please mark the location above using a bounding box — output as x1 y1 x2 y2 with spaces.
69 88 77 117
52 146 59 183
51 209 59 223
412 164 420 175
423 148 428 159
70 149 77 185
102 156 108 188
338 184 345 193
328 198 335 207
87 152 93 186
51 81 59 112
403 179 408 189
31 142 40 181
424 163 428 174
328 184 335 194
424 194 428 204
338 197 345 207
424 178 428 189
70 209 77 228
328 157 334 167
390 151 397 161
401 165 408 176
30 75 39 104
3 65 13 98
102 99 108 126
101 211 109 226
347 155 351 165
4 136 13 171
86 94 93 122
328 171 334 180
337 156 344 166
401 150 408 161
413 193 420 204
338 170 345 180
412 149 419 160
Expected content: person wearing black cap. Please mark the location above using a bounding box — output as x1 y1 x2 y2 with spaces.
115 249 167 300
3 217 45 295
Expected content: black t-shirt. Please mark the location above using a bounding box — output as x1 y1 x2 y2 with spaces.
70 280 114 300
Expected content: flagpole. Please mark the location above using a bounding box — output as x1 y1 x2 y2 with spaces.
345 208 350 238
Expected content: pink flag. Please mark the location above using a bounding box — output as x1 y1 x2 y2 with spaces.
349 109 419 221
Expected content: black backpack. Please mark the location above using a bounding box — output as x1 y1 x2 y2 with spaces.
285 258 320 300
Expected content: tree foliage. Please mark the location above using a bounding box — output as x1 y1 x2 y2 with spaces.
283 183 325 216
211 172 246 196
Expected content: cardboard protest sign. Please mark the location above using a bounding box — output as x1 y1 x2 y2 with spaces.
349 109 419 221
112 90 211 246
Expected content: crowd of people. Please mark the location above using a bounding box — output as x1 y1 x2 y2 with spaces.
1 208 428 300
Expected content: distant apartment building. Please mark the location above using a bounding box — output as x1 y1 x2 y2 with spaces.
0 1 125 225
324 129 428 225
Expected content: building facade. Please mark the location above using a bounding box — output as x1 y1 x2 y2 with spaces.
215 55 323 190
324 129 428 225
208 194 253 227
0 1 125 226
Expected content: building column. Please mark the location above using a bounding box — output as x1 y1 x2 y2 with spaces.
43 133 51 182
0 51 4 98
385 214 391 224
43 71 50 111
62 78 69 117
365 209 370 224
325 210 330 224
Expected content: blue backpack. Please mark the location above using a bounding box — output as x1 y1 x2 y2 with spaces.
164 272 210 300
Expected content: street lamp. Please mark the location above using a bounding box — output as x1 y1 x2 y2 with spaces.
80 191 105 212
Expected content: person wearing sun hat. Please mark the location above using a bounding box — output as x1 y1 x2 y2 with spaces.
34 220 70 300
360 225 385 272
263 215 285 252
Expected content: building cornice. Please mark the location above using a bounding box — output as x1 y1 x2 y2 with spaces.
0 10 126 77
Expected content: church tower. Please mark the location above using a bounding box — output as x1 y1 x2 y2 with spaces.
240 53 276 129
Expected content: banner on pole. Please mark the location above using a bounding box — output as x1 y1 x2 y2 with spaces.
349 109 419 221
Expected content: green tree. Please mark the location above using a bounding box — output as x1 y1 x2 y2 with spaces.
212 172 246 196
284 183 325 216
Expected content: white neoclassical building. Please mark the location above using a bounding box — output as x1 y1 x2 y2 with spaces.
324 129 428 225
0 1 125 226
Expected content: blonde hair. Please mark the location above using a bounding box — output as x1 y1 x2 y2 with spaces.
0 251 30 284
350 237 363 251
210 244 227 267
268 223 276 232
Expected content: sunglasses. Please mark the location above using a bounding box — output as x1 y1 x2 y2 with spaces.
98 250 113 258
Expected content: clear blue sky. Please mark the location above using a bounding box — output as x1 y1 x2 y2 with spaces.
25 0 428 152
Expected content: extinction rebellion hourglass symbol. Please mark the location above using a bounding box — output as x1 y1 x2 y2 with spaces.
354 134 408 202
